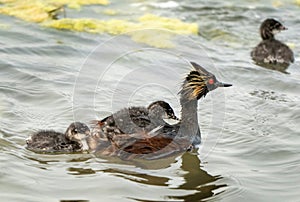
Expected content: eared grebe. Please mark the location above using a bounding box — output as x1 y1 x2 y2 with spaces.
89 62 232 160
26 122 90 153
251 18 294 71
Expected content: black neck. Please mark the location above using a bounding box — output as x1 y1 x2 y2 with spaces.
178 96 200 141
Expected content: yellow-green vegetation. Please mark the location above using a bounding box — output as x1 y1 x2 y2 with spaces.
44 14 198 35
43 14 198 47
44 18 136 34
0 0 53 23
0 0 198 47
0 0 109 22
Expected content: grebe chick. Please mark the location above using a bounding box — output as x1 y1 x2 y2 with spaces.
88 101 179 152
147 100 180 125
251 18 294 71
26 122 90 153
91 62 232 160
95 100 178 135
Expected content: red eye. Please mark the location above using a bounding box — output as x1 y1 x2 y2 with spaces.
208 78 214 85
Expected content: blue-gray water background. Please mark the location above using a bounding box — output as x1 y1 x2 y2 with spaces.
0 0 300 201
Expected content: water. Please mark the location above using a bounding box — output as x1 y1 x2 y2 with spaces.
1 0 300 201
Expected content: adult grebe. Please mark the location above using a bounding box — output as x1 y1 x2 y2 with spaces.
88 62 232 160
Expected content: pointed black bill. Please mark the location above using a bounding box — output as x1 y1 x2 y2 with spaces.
217 82 232 87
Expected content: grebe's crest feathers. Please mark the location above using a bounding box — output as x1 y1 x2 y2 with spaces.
180 62 232 100
190 61 211 75
180 62 212 100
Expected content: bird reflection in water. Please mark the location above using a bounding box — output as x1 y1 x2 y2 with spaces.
168 152 226 201
91 152 227 201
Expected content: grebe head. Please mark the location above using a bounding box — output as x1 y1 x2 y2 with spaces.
260 18 287 40
180 62 232 101
65 122 90 142
147 100 179 120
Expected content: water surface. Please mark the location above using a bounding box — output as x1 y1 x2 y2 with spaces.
0 0 300 201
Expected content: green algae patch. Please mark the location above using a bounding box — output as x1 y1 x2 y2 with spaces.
0 0 198 48
44 14 198 36
43 18 138 35
0 0 55 23
43 15 198 48
0 0 110 22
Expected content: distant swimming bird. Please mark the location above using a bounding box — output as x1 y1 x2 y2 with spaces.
26 122 90 153
89 62 232 160
251 18 294 71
